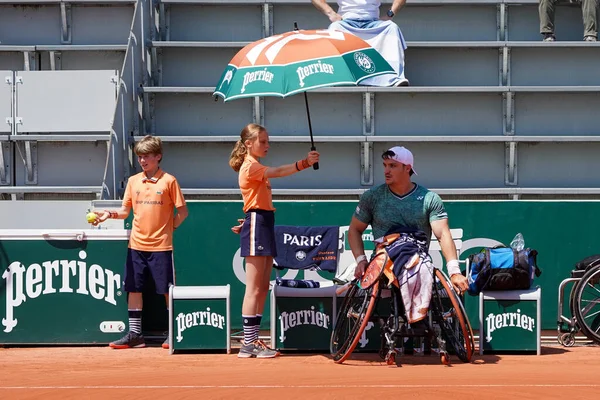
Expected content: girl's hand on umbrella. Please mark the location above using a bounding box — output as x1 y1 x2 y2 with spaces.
306 151 320 166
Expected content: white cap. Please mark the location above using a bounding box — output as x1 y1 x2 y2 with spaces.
385 146 417 175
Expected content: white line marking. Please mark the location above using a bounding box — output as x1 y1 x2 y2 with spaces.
1 384 599 390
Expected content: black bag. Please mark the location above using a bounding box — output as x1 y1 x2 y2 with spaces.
575 254 600 271
468 247 542 295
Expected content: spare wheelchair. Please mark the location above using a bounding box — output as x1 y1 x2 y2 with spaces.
331 256 475 366
557 255 600 347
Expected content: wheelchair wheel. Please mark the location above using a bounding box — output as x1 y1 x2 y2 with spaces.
430 269 475 363
330 280 380 364
573 265 600 344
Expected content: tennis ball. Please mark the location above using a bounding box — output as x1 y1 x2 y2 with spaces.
86 212 97 223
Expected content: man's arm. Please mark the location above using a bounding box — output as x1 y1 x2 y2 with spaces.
311 0 342 22
348 216 369 279
430 218 469 293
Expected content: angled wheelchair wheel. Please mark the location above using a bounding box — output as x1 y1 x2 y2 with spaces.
573 265 600 344
430 269 474 363
330 280 380 364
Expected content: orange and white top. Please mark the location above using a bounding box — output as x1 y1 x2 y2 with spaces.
239 157 275 213
123 169 186 251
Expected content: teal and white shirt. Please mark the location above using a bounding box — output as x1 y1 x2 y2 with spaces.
354 183 448 250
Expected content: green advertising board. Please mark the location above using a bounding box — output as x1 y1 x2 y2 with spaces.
0 230 129 344
481 294 540 353
171 298 229 351
272 291 334 351
173 200 600 331
2 200 598 345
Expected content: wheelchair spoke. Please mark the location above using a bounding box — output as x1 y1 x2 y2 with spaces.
330 280 380 363
574 266 600 344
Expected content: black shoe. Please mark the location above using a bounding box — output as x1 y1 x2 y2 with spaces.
543 33 556 42
109 332 146 349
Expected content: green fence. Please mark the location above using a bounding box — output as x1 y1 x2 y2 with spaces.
0 231 129 344
174 200 600 331
2 201 598 344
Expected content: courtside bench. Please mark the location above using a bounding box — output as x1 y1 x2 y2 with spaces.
168 285 231 354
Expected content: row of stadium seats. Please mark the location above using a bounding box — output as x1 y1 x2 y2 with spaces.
1 0 598 199
0 0 136 199
143 0 600 197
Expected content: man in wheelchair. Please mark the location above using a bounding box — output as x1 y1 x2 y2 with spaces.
332 146 472 364
348 146 469 294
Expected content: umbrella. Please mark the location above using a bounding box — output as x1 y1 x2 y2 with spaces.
213 24 395 170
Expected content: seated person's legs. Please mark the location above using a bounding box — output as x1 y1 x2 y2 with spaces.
329 19 409 86
582 0 598 41
539 0 557 41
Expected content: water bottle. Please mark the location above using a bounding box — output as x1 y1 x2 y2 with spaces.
510 233 525 251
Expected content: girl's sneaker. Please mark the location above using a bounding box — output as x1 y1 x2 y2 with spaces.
238 340 279 358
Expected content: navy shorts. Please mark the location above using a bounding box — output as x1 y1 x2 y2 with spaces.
123 249 174 294
240 209 277 257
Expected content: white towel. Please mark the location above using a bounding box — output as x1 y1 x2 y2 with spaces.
398 257 434 323
329 19 407 86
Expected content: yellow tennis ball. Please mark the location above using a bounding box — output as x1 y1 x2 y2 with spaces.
86 212 97 223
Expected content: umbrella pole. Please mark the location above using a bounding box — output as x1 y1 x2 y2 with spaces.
293 21 319 170
303 91 319 170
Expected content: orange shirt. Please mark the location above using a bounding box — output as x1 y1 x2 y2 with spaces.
239 157 275 213
122 169 186 251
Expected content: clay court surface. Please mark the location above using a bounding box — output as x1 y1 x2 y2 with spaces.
1 344 598 400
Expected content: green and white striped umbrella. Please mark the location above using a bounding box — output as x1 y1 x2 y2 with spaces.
213 29 395 101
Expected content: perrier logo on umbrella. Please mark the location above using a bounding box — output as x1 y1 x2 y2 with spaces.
213 29 395 102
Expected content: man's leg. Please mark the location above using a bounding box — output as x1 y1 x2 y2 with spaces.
109 250 146 349
539 0 557 40
145 250 174 349
582 0 598 40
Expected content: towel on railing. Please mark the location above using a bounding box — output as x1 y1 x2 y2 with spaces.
273 225 339 272
275 278 321 288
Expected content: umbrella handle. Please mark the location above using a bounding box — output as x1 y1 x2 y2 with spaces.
311 146 319 170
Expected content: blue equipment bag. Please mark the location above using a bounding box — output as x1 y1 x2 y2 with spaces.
467 247 541 296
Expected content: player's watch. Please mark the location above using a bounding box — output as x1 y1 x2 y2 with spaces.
386 9 395 18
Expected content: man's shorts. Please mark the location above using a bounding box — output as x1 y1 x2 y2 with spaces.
240 209 277 257
124 249 174 294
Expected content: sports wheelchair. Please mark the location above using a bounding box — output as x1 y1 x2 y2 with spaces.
331 258 475 366
557 256 600 347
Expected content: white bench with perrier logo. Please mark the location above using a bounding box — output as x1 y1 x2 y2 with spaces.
478 287 541 355
168 284 231 354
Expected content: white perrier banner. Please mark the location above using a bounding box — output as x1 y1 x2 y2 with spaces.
0 230 129 344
